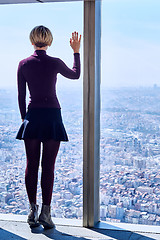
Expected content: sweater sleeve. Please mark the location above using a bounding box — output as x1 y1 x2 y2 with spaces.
57 53 80 79
17 61 26 119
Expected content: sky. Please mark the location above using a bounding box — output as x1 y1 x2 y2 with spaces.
0 1 83 90
102 0 160 88
0 0 160 89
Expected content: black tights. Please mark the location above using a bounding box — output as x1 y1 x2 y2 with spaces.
24 139 60 205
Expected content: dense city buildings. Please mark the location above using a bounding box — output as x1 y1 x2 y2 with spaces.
0 86 160 226
100 86 160 225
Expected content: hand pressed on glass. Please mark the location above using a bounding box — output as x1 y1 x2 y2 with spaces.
70 31 81 53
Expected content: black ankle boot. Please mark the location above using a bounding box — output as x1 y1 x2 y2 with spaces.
38 204 55 229
27 202 40 227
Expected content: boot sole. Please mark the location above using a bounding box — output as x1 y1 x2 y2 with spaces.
28 222 40 228
27 219 40 228
39 220 55 229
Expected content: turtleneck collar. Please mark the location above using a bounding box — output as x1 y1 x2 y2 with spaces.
32 50 47 57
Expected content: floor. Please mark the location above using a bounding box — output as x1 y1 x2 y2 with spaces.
0 214 160 240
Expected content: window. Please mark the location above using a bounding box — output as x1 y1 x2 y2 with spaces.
0 1 83 219
100 0 160 226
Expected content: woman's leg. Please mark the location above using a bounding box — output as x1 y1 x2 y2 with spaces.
41 139 60 205
24 139 41 204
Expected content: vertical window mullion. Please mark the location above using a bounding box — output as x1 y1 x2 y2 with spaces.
83 0 101 227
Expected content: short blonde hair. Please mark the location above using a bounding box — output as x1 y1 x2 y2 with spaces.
30 25 53 48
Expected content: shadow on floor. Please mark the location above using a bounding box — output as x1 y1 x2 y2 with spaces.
31 225 92 240
91 228 157 240
0 227 26 240
0 226 92 240
1 223 158 240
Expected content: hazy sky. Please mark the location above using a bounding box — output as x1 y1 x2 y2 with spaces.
0 1 83 90
0 0 160 89
103 0 160 88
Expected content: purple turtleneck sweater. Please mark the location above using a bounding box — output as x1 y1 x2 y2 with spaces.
17 50 80 119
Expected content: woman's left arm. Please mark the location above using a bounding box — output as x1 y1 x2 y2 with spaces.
17 61 26 120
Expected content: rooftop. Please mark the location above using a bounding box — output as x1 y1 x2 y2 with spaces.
0 214 160 240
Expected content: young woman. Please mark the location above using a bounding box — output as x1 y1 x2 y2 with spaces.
16 25 81 229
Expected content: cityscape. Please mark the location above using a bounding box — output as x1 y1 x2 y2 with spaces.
0 86 160 226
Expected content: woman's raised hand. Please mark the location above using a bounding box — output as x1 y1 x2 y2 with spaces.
70 32 81 53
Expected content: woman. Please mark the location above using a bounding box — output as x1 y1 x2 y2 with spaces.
16 25 81 229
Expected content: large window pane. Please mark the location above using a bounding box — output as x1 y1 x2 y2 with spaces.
0 2 83 219
100 0 160 226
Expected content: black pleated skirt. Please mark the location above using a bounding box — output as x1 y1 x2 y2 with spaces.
16 108 68 142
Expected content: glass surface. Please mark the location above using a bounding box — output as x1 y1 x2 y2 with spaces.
100 0 160 226
0 2 83 219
